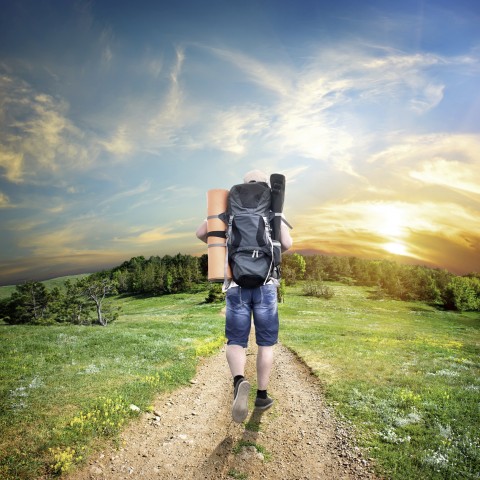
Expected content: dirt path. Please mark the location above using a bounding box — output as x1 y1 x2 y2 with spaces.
70 341 378 480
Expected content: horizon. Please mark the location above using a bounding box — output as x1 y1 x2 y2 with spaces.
1 0 479 285
0 248 470 288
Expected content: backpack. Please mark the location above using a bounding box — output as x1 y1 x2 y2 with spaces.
225 181 282 288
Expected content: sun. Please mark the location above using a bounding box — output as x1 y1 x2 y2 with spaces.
384 242 409 256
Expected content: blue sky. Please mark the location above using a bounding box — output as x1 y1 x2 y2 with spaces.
1 0 479 285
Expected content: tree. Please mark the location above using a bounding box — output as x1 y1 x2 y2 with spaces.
112 269 129 294
292 253 306 280
7 281 51 324
79 277 119 326
57 280 93 324
0 297 16 324
282 253 306 285
305 255 325 281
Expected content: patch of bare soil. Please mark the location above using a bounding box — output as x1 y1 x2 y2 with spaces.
69 341 379 480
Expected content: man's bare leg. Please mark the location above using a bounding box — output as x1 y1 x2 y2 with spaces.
255 345 275 410
257 345 273 389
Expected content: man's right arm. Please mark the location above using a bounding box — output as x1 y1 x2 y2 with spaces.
196 220 208 244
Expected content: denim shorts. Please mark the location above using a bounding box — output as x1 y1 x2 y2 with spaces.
225 284 279 348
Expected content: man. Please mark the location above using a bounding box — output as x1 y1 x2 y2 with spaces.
196 170 292 423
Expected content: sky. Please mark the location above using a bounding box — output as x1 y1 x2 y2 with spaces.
1 0 479 285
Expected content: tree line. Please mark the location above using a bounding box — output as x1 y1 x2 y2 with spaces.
283 253 480 311
0 254 205 326
1 252 479 325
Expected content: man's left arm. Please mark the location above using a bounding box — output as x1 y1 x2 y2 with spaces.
280 222 292 252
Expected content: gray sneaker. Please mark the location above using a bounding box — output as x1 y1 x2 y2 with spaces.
232 380 251 423
254 396 274 410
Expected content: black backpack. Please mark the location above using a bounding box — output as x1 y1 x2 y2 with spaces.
225 181 281 288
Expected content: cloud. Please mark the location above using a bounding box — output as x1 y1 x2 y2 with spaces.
0 191 10 208
293 199 480 270
147 46 187 143
18 222 90 257
99 27 115 68
6 217 47 232
204 45 293 97
100 180 152 206
114 225 191 245
282 166 310 184
0 73 96 185
0 149 24 183
411 158 480 195
193 43 459 174
363 133 480 202
99 125 134 156
207 107 268 154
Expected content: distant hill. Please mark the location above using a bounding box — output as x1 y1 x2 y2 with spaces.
0 274 90 300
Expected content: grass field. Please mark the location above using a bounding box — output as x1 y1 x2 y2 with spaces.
1 281 479 479
280 283 480 480
0 291 225 479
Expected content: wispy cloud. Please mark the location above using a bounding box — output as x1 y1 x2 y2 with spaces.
365 133 480 198
147 46 188 144
204 45 293 97
0 149 24 183
0 73 96 185
114 225 191 245
99 125 134 156
18 222 89 257
99 27 115 68
100 180 151 206
0 191 10 208
410 157 480 195
194 43 463 174
207 107 268 154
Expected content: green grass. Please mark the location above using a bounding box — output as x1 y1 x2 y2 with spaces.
228 468 249 479
2 280 479 480
233 440 271 461
280 283 480 480
0 285 16 300
0 291 225 479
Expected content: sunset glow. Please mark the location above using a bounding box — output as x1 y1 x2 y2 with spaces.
384 243 409 257
1 0 479 284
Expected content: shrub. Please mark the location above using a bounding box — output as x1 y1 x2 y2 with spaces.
302 281 335 299
205 283 225 303
443 276 480 311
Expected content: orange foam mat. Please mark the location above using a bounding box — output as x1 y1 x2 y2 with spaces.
207 189 232 282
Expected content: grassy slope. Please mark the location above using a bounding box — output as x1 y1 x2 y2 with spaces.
279 283 480 480
0 291 225 479
0 274 90 300
1 280 479 479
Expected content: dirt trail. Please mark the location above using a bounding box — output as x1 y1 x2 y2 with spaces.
70 341 378 480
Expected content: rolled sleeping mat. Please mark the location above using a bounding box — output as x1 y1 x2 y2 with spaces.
270 173 285 241
207 189 232 282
